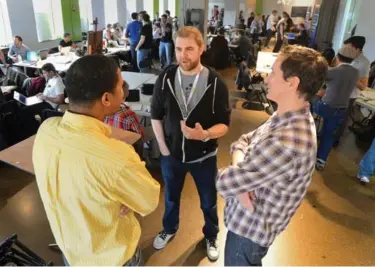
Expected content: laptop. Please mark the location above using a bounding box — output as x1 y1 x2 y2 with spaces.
22 51 38 64
61 46 71 55
13 91 42 106
38 49 49 60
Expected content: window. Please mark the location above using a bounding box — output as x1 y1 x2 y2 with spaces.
32 0 64 42
168 0 175 17
79 0 93 32
0 0 12 46
143 0 154 18
104 0 118 25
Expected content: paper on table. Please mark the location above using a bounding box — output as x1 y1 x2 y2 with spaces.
110 127 141 145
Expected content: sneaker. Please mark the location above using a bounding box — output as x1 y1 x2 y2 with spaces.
358 175 370 184
153 231 175 250
206 238 219 261
315 159 326 171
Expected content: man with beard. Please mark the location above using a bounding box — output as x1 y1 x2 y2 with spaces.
151 26 231 261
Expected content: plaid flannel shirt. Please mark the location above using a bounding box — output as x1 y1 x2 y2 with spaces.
216 107 316 247
105 104 144 138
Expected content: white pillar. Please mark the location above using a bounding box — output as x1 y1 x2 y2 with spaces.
223 0 240 27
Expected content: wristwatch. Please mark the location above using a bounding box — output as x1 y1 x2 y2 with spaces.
202 130 211 142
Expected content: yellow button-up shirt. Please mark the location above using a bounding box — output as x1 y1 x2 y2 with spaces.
32 111 160 266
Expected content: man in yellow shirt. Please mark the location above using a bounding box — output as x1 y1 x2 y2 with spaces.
32 55 160 266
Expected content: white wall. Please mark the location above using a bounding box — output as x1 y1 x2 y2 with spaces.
263 0 314 16
356 0 375 61
6 0 59 50
331 0 348 52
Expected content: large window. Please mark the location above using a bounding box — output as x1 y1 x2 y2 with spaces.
32 0 64 42
104 0 118 25
79 0 93 32
0 0 12 46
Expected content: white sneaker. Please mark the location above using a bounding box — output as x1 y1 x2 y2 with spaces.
153 231 175 250
358 176 370 184
206 238 219 261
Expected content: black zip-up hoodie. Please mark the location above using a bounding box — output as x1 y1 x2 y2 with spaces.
151 65 231 163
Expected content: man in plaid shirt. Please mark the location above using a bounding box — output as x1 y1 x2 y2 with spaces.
217 46 328 266
105 81 144 138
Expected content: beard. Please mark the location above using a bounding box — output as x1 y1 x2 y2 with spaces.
179 59 200 72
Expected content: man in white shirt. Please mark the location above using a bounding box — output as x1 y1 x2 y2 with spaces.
264 10 278 48
37 63 65 109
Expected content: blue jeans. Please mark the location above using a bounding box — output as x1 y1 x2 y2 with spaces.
63 247 143 266
358 138 375 178
161 155 219 239
224 231 269 266
129 41 139 72
159 41 173 68
311 100 346 162
137 48 151 73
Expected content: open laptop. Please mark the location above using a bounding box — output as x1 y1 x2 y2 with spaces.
61 46 71 55
13 91 42 106
38 49 49 60
22 51 38 65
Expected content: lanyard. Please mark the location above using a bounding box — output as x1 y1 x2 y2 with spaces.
177 66 203 112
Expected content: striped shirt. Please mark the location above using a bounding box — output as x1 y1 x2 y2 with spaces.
216 107 316 247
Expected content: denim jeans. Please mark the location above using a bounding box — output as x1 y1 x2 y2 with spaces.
137 48 151 73
358 138 375 179
224 231 269 266
63 247 143 266
159 41 173 68
161 155 219 239
311 99 347 162
129 41 139 72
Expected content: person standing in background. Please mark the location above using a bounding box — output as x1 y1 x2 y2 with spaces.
273 13 287 53
159 14 173 69
165 10 173 24
247 12 255 29
264 10 278 48
124 12 142 72
136 13 153 73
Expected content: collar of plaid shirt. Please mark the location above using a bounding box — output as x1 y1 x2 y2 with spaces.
216 106 317 247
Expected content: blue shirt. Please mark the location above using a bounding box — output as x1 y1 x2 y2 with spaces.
125 20 142 44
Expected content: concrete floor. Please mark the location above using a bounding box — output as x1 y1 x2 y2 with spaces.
1 67 375 266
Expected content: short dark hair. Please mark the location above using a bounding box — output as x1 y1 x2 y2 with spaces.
15 36 22 42
41 63 56 73
64 33 71 38
279 46 328 101
143 14 150 22
165 10 170 15
131 12 138 20
65 55 119 105
162 14 167 19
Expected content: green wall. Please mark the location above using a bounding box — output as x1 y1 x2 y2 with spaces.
175 0 179 18
256 0 263 14
154 0 159 16
61 0 82 41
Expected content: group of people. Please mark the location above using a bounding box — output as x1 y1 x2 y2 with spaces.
122 10 177 73
32 25 336 266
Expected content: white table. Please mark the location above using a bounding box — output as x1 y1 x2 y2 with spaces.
14 53 79 72
121 72 157 89
355 89 375 111
106 46 130 55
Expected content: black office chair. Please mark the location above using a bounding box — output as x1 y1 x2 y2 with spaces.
0 234 53 266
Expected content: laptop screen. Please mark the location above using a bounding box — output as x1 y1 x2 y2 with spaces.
26 51 38 61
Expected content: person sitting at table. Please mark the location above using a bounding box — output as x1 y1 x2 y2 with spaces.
231 30 253 65
311 46 359 171
59 33 76 52
288 23 308 46
8 36 30 63
105 80 144 138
